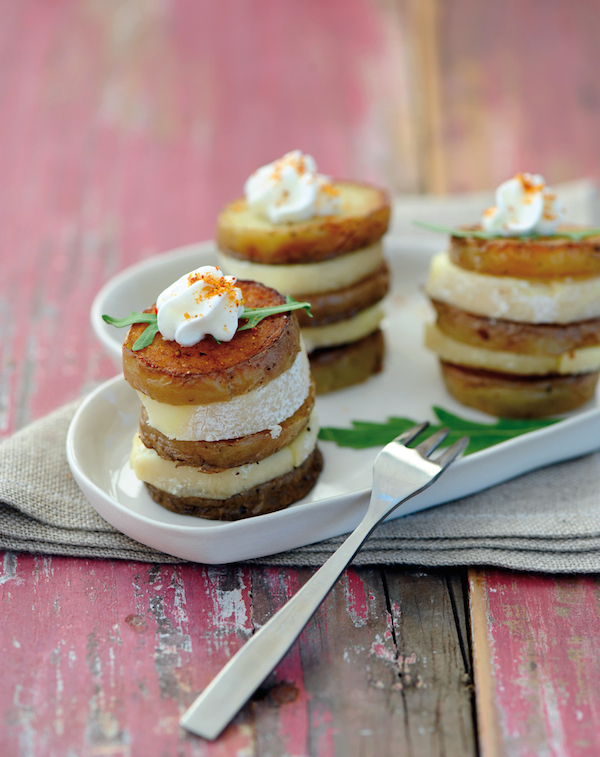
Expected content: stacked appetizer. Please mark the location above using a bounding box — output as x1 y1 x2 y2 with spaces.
424 173 600 418
216 151 391 393
111 266 322 520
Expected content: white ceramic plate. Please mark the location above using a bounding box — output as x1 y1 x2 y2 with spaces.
75 237 600 564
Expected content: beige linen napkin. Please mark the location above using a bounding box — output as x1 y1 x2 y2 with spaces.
2 400 600 572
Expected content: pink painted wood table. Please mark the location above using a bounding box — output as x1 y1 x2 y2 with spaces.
2 2 600 755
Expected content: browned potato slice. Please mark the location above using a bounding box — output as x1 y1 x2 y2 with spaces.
449 226 600 279
440 361 599 418
145 447 324 520
217 182 390 265
123 280 301 405
295 263 390 327
139 381 316 470
431 299 600 355
310 329 384 394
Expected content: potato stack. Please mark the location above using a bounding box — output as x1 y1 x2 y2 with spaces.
216 152 391 393
424 175 600 418
125 273 322 520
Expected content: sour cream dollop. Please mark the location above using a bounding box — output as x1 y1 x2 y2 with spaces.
156 266 244 347
481 173 565 236
244 150 342 224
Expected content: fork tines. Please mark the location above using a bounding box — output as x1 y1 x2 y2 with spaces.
415 427 450 457
395 423 469 468
436 436 470 467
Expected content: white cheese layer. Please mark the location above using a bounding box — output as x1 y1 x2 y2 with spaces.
130 413 319 499
139 349 310 441
425 323 600 376
301 304 384 352
218 242 384 296
425 251 600 324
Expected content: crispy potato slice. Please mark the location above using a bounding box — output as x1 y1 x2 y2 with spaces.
139 381 315 470
309 329 384 394
145 447 324 520
450 226 600 279
295 263 390 327
123 280 301 405
217 182 390 264
431 299 600 355
440 362 599 418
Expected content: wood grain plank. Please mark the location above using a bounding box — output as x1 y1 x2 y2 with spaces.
385 568 476 757
245 565 476 756
434 0 600 192
0 554 261 755
469 570 506 757
0 558 476 756
470 568 600 757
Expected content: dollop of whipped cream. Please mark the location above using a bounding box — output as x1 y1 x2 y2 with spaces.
156 266 244 347
244 150 341 224
481 173 565 236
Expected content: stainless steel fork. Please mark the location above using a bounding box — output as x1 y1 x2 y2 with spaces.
180 423 469 740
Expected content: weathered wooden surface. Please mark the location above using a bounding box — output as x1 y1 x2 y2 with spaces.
2 1 600 755
434 0 600 193
0 556 475 755
470 569 600 757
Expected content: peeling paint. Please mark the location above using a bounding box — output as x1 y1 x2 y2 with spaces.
0 552 19 585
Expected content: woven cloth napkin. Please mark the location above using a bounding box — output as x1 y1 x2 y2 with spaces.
3 399 600 572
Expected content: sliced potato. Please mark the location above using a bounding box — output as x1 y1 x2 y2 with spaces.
145 447 324 521
440 361 599 418
432 299 600 355
309 329 384 394
295 263 390 327
138 381 315 470
450 226 600 279
425 323 600 375
217 181 390 264
123 280 301 405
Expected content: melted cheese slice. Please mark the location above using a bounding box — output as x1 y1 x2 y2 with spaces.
425 323 600 375
130 414 318 499
218 242 384 296
301 304 384 352
139 349 310 441
425 251 600 324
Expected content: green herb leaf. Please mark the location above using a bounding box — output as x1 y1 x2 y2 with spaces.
237 295 312 330
412 220 600 241
103 297 312 351
131 320 160 350
102 311 160 350
102 312 157 328
318 406 559 455
412 221 497 239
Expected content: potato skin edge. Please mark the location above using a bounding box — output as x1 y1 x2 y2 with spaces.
440 361 599 418
145 447 324 520
450 226 600 279
217 182 390 264
138 380 316 470
123 280 302 405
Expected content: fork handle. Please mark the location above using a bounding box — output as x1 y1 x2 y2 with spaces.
180 512 379 740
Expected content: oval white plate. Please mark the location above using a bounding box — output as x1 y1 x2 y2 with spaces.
76 237 600 563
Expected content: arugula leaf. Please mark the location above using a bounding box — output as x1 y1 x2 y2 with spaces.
102 312 157 328
238 296 312 330
102 312 160 351
412 220 600 241
318 406 559 455
103 297 312 350
412 221 496 239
